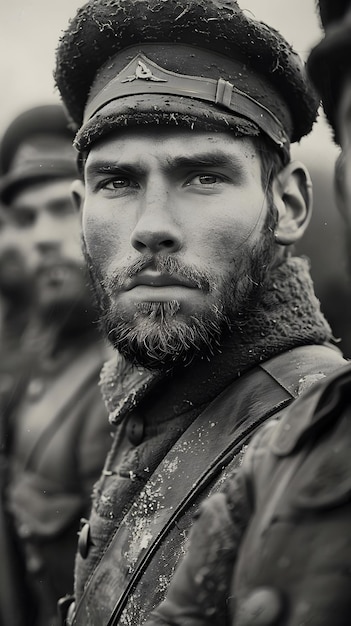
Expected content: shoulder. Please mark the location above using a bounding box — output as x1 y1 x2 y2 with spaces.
241 363 351 487
227 362 351 504
269 362 351 456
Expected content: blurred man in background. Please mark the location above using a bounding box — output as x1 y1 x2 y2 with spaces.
0 105 112 626
0 206 34 626
0 206 32 358
0 204 33 444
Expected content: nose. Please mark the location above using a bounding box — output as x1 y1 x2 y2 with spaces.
130 186 182 254
33 213 61 256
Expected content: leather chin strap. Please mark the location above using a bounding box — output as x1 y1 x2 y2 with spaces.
83 53 290 153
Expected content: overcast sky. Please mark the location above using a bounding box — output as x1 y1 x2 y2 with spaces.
0 0 339 164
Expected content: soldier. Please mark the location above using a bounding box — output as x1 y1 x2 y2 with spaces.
0 205 33 437
0 105 112 626
53 1 347 625
0 208 34 626
143 3 351 626
0 206 32 355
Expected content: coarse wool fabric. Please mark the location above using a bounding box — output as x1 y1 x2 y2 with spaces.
54 0 318 145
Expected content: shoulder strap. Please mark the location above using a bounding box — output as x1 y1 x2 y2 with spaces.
72 343 345 626
21 343 104 472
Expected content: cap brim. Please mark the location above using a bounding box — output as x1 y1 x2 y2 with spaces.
0 162 78 204
74 94 261 152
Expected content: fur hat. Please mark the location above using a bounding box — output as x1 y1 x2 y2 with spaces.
0 104 77 205
55 0 318 159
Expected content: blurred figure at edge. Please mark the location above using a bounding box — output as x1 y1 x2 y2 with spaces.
0 105 112 626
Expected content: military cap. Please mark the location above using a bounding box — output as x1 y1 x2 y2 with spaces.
55 0 318 160
0 104 78 205
307 0 351 142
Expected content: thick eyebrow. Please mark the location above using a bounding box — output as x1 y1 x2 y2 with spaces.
85 150 246 180
85 160 145 179
162 151 246 176
46 196 74 211
12 196 73 213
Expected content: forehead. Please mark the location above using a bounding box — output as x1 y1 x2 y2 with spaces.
85 127 259 168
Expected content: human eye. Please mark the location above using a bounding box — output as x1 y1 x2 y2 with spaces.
50 200 76 217
97 175 138 193
185 173 227 188
12 208 36 228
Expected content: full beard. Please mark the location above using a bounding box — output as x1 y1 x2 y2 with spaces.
83 215 277 371
105 297 228 370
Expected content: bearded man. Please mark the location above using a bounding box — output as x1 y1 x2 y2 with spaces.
53 1 346 625
141 3 351 626
0 206 33 431
0 105 112 626
0 208 34 626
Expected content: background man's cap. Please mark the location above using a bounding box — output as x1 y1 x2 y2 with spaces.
0 104 78 205
307 0 351 142
55 0 319 159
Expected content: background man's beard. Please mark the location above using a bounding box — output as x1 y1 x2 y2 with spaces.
35 266 98 334
36 297 98 339
84 219 277 371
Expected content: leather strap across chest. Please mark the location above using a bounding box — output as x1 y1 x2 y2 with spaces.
71 344 345 626
16 343 104 472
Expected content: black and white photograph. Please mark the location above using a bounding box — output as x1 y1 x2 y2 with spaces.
0 1 350 625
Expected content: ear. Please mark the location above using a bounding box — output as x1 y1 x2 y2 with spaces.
273 161 312 245
70 179 85 213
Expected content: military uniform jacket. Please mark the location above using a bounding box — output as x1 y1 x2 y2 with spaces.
6 338 112 613
147 360 351 626
69 344 346 626
231 361 351 626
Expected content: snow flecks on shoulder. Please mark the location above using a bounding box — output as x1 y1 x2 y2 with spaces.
163 456 180 478
124 480 164 571
298 372 326 395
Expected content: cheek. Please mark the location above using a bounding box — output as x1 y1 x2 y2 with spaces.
60 219 84 263
82 205 128 272
192 201 266 267
21 234 38 272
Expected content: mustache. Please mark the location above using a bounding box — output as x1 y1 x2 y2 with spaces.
35 259 83 275
104 255 213 294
